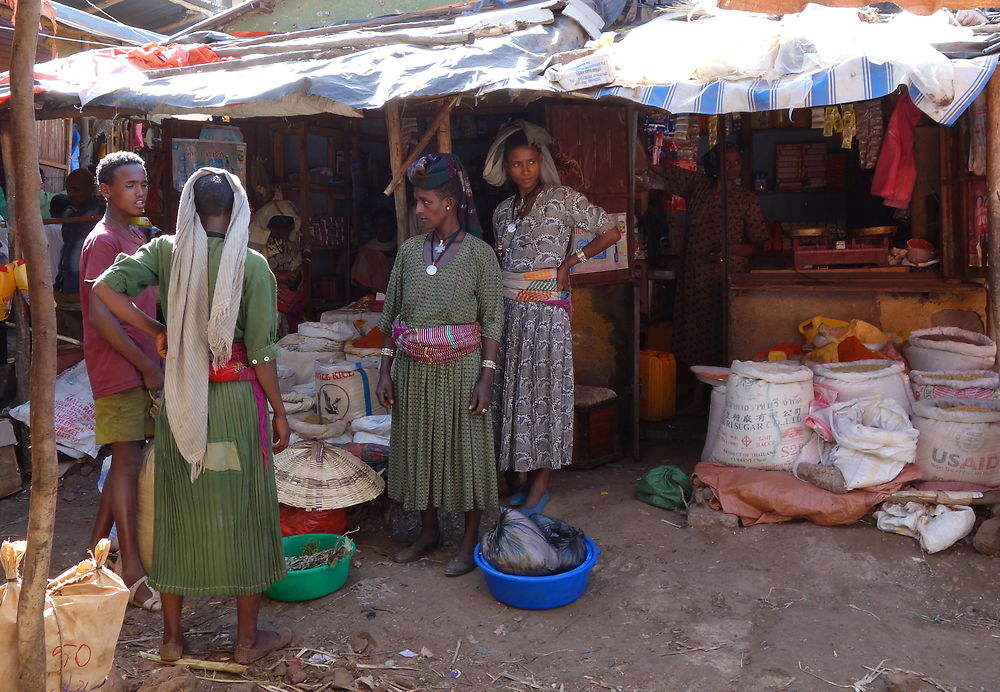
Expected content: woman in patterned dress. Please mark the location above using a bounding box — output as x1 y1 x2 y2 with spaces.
484 122 621 514
650 143 767 369
376 153 504 576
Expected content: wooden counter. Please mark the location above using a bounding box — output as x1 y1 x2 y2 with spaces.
728 271 987 361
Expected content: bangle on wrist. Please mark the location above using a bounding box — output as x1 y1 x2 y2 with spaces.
481 359 497 370
575 249 588 264
381 347 395 358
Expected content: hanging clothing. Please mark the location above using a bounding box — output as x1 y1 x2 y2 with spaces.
854 100 885 171
871 92 923 209
492 185 613 472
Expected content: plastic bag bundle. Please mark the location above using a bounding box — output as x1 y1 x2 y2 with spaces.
529 514 587 574
481 508 560 576
874 502 975 553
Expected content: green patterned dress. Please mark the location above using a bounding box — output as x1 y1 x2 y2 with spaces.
97 235 286 596
379 233 503 512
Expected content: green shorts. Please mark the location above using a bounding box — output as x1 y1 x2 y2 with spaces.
94 386 155 445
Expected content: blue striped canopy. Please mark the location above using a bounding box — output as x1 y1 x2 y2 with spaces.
594 53 997 125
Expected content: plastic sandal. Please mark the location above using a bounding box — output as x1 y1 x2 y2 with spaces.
128 575 162 612
505 491 528 507
520 492 550 517
234 626 293 665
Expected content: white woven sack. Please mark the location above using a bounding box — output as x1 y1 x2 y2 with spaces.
299 320 358 342
810 359 914 414
912 398 1000 486
711 361 813 471
701 385 726 461
910 370 999 401
905 327 996 372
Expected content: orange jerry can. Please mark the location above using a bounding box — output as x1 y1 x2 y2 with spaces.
639 350 676 421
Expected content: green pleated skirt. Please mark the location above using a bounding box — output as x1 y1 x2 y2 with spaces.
388 350 499 513
150 380 286 597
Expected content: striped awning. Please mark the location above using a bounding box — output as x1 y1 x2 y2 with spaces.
593 53 997 125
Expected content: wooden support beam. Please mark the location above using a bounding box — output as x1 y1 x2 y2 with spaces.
384 99 410 247
986 75 1000 339
85 0 126 13
155 11 201 34
437 108 453 154
383 95 460 196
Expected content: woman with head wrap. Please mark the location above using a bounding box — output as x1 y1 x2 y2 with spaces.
375 153 503 577
484 121 621 514
92 168 293 665
649 142 767 374
249 198 309 336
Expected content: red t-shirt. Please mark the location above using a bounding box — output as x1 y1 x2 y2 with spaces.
79 220 158 399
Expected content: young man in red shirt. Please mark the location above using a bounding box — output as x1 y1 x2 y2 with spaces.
80 151 161 610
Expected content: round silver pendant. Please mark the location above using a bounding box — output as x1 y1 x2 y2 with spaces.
506 222 517 233
426 264 438 276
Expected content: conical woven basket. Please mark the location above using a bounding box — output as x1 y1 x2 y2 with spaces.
274 441 385 510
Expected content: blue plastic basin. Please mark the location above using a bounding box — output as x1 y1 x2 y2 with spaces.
473 536 600 610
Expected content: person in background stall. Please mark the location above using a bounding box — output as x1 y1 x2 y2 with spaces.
483 121 620 515
351 208 397 296
649 142 767 392
376 153 503 577
80 151 161 612
92 168 291 664
249 198 309 336
53 168 106 339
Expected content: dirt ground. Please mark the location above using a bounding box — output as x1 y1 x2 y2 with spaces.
2 421 999 692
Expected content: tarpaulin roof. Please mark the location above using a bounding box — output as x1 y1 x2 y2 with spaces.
717 0 983 17
544 5 998 124
1 0 596 117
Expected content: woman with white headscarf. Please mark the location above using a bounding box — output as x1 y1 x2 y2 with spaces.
92 168 292 665
485 121 621 515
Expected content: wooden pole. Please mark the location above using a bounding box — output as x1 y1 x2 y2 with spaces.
385 100 410 246
437 107 453 154
986 76 1000 340
9 1 60 689
383 95 461 196
0 128 30 407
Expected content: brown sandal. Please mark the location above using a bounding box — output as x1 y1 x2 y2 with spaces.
233 626 293 665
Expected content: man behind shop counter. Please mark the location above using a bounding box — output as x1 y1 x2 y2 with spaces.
79 151 162 612
53 168 106 339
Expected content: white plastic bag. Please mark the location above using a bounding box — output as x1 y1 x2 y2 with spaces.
810 359 914 414
9 360 97 458
805 396 918 490
711 361 813 471
352 414 392 440
912 398 1000 486
874 502 976 553
909 370 998 401
905 327 996 372
299 320 358 342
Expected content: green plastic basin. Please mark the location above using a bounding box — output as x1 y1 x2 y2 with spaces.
264 533 355 602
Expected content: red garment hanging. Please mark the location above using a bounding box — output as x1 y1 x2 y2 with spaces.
871 91 924 209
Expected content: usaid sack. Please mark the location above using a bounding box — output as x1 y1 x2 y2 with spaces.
913 398 1000 486
711 361 813 471
9 360 97 459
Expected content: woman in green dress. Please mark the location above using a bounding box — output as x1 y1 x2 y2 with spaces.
92 168 292 665
376 153 503 576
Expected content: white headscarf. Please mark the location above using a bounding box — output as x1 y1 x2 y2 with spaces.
483 120 562 188
166 167 251 481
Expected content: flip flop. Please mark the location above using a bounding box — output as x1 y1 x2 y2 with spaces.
128 575 162 612
520 492 550 517
505 491 528 507
392 538 441 563
443 554 476 577
234 626 293 665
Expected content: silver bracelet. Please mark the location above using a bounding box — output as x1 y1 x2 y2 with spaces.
575 249 588 264
481 359 497 370
380 348 395 358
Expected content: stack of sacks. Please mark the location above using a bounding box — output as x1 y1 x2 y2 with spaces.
297 320 358 353
910 370 999 401
276 319 359 386
810 359 914 415
321 306 381 336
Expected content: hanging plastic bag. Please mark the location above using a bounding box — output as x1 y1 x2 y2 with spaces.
0 263 15 321
529 514 587 573
481 508 560 576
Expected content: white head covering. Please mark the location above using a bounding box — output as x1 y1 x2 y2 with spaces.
248 197 301 250
483 120 562 188
165 167 251 481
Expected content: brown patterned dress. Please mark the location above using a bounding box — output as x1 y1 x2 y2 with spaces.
658 165 767 367
492 185 613 472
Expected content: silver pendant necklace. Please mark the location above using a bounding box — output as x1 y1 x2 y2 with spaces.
426 229 460 276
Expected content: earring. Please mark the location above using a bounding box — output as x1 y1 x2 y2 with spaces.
446 205 452 210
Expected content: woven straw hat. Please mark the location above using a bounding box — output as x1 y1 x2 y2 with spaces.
274 441 385 510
